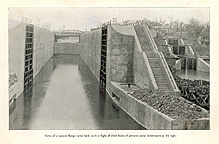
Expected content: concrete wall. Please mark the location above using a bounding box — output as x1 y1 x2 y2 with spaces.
110 81 210 130
133 27 157 90
107 26 134 83
197 58 210 73
9 21 26 101
78 25 157 91
54 42 80 54
133 42 154 89
109 81 173 129
185 46 195 56
33 27 54 78
109 25 157 90
80 29 102 80
79 26 136 96
9 21 54 103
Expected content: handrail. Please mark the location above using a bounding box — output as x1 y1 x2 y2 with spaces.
159 52 180 92
144 26 158 51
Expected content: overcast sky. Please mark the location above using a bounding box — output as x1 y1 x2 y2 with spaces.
8 7 209 31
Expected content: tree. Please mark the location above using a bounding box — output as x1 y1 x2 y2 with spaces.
159 18 166 26
169 17 174 29
142 18 154 28
179 22 184 37
122 20 130 25
173 20 180 32
185 17 203 39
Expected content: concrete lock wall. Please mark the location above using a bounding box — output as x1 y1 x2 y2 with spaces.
107 26 134 83
80 29 102 80
110 81 209 130
109 81 173 130
108 25 154 90
77 26 136 95
54 42 80 54
132 26 157 90
33 27 54 78
197 58 210 73
133 42 153 89
77 25 154 92
9 21 54 103
9 21 26 101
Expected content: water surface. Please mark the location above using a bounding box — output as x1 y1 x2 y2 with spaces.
176 69 209 81
9 55 145 130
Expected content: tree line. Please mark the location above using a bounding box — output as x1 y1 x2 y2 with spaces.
121 17 209 39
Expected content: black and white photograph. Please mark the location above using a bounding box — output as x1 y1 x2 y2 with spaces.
8 7 210 130
2 2 219 143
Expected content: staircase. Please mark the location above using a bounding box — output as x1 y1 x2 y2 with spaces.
147 52 172 94
135 26 172 94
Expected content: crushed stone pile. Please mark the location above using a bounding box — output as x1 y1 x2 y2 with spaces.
131 88 210 120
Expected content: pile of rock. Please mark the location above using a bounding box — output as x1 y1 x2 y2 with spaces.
132 88 209 120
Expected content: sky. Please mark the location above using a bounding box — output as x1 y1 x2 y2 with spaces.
8 7 209 31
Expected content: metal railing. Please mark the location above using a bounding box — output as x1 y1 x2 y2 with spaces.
159 52 180 92
22 16 32 25
144 26 158 51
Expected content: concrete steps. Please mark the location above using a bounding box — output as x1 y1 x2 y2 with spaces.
135 26 172 94
150 59 172 94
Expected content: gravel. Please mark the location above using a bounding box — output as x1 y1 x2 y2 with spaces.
131 88 210 120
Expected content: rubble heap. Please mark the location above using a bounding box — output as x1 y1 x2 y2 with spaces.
132 88 209 120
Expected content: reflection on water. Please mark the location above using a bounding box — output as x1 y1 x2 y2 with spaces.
176 69 209 81
9 55 145 130
57 37 79 43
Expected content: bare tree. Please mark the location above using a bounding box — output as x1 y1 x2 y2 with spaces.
180 22 184 37
169 17 174 29
122 20 130 25
173 20 180 32
159 18 166 26
185 17 203 39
